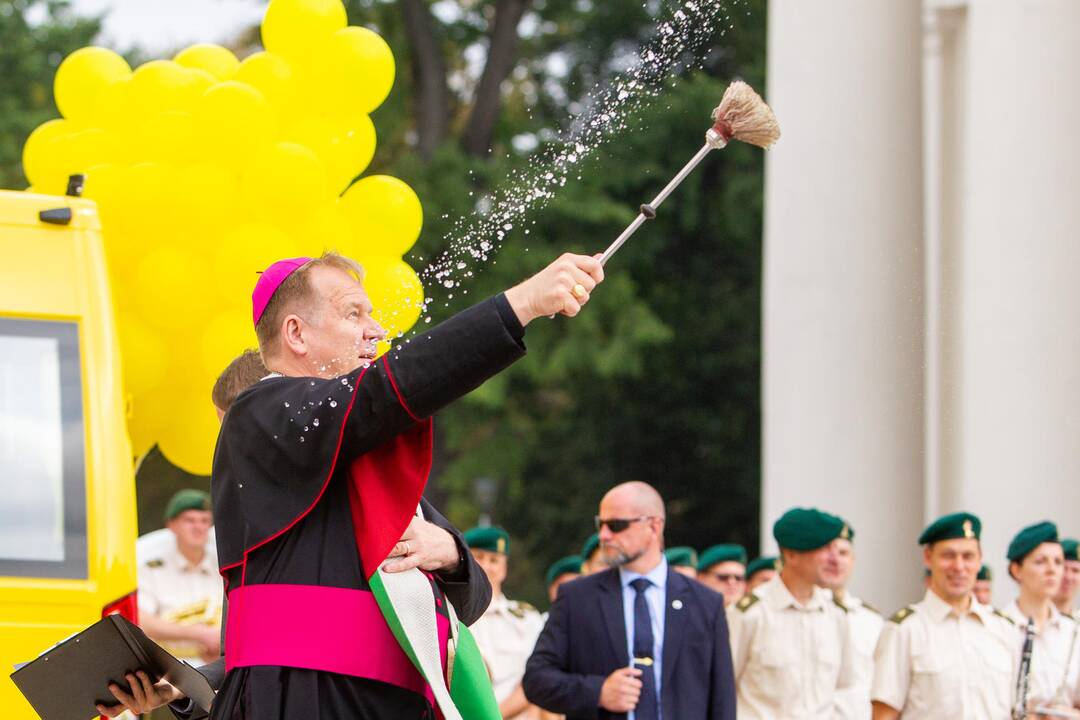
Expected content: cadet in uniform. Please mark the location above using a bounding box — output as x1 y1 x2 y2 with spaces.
1001 521 1080 716
871 512 1016 719
545 554 582 604
745 556 779 593
697 544 747 607
1054 538 1080 617
465 526 545 720
974 564 993 605
825 522 883 720
728 508 853 719
137 489 223 666
664 545 699 578
579 532 604 575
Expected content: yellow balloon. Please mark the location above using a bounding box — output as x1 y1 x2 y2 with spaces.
132 111 195 166
322 27 395 118
362 258 424 338
174 44 240 81
22 118 72 190
211 221 297 306
192 81 277 166
115 312 170 396
130 60 203 115
339 176 423 256
88 76 137 138
233 52 297 113
298 203 352 248
173 162 241 234
199 308 257 381
64 127 122 175
241 141 330 226
132 243 211 330
54 46 131 122
261 0 347 60
157 371 221 475
331 117 377 192
127 385 177 460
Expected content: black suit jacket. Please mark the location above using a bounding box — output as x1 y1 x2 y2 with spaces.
171 496 488 719
522 566 736 720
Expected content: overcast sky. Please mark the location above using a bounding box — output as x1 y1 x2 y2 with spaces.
66 0 265 55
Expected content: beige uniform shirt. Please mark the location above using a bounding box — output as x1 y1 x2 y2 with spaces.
728 575 854 720
834 593 884 720
137 541 222 663
871 589 1015 719
470 592 545 718
1002 600 1080 710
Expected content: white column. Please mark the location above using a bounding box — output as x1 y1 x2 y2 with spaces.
952 0 1080 582
763 0 925 608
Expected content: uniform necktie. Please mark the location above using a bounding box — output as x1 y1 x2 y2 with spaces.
630 577 658 720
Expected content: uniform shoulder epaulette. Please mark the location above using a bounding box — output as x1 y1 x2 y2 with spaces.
145 558 164 568
992 608 1015 625
735 593 760 613
861 600 882 616
832 596 849 613
1064 612 1078 623
507 600 538 619
889 606 915 624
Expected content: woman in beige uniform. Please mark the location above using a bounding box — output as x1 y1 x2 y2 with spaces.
1002 521 1080 719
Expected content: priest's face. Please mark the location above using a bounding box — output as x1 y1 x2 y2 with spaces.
304 265 386 377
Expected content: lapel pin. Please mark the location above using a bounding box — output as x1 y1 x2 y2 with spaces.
672 599 683 610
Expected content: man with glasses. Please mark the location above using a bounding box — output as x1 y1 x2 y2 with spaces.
727 507 854 719
697 544 747 608
523 481 736 720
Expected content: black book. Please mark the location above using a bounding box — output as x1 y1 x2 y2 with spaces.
9 614 215 720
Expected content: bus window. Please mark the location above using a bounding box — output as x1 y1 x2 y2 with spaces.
0 317 86 579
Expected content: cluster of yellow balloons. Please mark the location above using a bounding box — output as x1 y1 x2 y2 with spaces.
21 0 425 474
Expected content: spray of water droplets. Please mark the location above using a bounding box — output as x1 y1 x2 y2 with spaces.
415 0 750 316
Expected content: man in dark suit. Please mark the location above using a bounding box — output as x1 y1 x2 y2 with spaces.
523 481 736 720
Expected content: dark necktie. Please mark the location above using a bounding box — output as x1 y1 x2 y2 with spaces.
630 577 659 720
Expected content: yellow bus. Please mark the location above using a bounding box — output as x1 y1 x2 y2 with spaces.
0 189 138 718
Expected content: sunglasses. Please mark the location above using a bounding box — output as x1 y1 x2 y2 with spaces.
711 572 746 583
594 516 655 533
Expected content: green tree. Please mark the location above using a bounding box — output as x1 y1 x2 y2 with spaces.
0 0 101 189
343 0 768 603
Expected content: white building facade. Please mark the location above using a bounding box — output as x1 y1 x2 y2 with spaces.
762 0 1080 609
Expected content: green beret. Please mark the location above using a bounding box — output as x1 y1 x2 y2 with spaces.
697 544 747 571
1006 521 1058 562
918 511 981 545
977 564 993 581
773 508 849 551
1063 539 1079 562
545 555 582 587
746 556 779 579
581 533 600 560
164 489 210 522
464 526 510 555
664 546 698 568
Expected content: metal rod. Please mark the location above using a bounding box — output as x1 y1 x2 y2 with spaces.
599 142 714 265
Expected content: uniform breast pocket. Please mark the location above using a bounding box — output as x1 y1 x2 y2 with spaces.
756 642 795 698
912 651 960 715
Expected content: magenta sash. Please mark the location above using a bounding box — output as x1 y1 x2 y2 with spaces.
225 583 449 703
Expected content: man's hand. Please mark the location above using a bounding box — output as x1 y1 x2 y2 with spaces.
504 253 605 326
193 624 221 660
382 516 460 573
96 670 184 717
598 667 642 713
